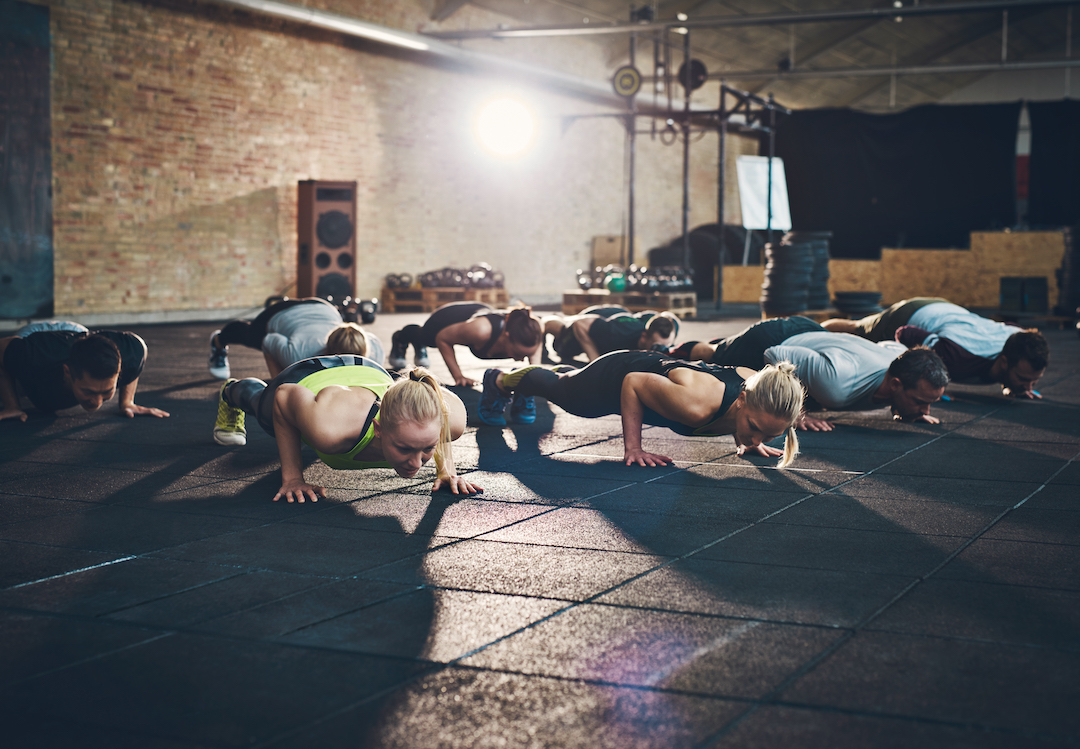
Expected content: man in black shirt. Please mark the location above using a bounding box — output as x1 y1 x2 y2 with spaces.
0 329 169 422
545 308 679 363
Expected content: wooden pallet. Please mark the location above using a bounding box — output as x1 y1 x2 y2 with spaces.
762 307 839 321
381 286 510 313
561 289 697 319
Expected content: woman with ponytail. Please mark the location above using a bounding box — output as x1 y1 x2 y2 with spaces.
388 302 543 389
211 355 480 501
477 351 804 468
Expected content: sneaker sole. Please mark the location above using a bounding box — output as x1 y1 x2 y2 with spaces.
213 430 247 446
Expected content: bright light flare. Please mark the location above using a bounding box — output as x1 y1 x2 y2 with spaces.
474 97 536 157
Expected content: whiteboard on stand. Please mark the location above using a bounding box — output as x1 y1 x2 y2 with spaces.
736 155 792 231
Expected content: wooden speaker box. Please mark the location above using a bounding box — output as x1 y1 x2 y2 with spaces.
297 180 357 300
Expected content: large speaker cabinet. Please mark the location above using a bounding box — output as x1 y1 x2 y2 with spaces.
297 180 357 300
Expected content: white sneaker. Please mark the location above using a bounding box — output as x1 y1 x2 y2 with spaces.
414 346 431 368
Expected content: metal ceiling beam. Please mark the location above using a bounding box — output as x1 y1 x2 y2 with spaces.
199 0 639 107
742 18 883 97
836 3 1047 107
422 0 1079 39
703 57 1080 80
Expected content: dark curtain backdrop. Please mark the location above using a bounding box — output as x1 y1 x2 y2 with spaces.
774 103 1020 258
1027 100 1080 228
1 0 53 318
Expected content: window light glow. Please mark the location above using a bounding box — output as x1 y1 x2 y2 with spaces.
474 97 536 157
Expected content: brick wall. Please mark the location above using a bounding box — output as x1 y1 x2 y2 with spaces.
37 0 750 317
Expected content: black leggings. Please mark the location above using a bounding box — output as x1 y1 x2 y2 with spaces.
512 352 667 418
396 302 491 348
222 354 383 436
709 316 823 367
217 299 331 351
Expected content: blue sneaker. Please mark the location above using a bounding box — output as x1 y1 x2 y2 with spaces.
509 393 536 424
477 368 510 426
208 331 230 380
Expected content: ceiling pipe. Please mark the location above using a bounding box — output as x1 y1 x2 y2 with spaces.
200 0 638 108
423 0 1078 39
692 57 1080 81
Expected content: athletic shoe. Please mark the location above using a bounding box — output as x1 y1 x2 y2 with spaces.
388 331 408 370
208 331 230 379
213 380 247 446
413 346 431 368
509 393 536 424
477 368 510 426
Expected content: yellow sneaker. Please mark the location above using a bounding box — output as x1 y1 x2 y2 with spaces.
213 380 246 446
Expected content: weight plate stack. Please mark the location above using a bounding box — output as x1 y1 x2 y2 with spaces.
833 291 883 316
784 231 833 310
761 241 812 315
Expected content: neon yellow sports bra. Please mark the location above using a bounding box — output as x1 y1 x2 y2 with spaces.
297 365 394 470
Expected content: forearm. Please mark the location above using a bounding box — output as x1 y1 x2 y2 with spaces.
272 405 306 483
436 340 464 381
572 322 601 361
619 378 647 453
118 378 138 409
0 369 21 412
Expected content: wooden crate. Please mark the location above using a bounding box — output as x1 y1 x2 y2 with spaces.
381 287 463 313
381 286 510 313
561 289 697 319
463 288 510 307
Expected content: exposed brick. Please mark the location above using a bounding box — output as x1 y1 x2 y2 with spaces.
36 0 744 316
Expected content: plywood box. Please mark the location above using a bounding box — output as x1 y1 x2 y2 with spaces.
879 249 978 304
647 230 1065 311
721 265 765 303
829 260 882 295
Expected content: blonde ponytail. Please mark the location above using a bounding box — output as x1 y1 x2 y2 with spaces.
742 361 804 468
379 367 453 472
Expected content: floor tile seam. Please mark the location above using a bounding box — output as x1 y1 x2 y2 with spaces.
0 495 102 514
757 518 988 540
0 553 139 592
716 454 1080 732
977 533 1080 549
119 550 347 580
342 483 644 578
574 597 855 633
2 630 176 690
803 409 1004 499
266 583 431 638
436 490 844 667
406 582 856 634
697 699 1073 748
423 660 768 704
93 568 258 618
857 624 1080 654
819 488 1054 505
558 451 713 468
889 449 1080 600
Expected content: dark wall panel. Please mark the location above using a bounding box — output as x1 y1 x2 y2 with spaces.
1028 100 1080 228
775 103 1019 259
1 0 53 318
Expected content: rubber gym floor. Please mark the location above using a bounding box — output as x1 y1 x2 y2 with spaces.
1 311 1078 748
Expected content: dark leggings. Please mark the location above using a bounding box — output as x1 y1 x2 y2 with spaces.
222 354 384 436
709 316 824 367
396 302 491 348
512 353 665 418
217 299 332 350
